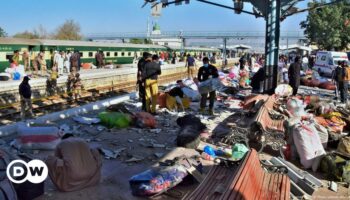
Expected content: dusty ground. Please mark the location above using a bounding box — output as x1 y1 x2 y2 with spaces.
2 96 350 200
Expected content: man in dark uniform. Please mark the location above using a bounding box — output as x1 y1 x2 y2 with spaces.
142 54 161 114
198 57 219 115
19 76 34 120
137 52 150 111
288 56 301 96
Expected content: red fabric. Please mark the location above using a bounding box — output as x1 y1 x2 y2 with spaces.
82 63 91 69
20 135 60 143
319 82 336 90
135 112 156 128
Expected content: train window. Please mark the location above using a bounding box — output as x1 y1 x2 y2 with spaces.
122 52 125 56
107 52 110 57
114 52 118 56
79 53 83 57
128 52 132 56
88 52 93 57
6 55 13 61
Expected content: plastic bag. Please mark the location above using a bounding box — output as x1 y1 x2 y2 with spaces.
275 84 293 97
232 143 249 161
293 121 326 169
129 165 188 196
287 98 307 117
98 112 131 128
13 72 21 80
198 78 224 94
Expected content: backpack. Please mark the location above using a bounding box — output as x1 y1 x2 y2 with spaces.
334 67 346 82
337 137 350 156
0 150 18 200
344 67 350 81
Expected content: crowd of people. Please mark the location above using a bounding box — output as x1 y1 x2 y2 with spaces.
137 52 219 115
19 49 339 121
7 50 83 78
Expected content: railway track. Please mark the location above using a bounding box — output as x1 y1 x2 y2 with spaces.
0 72 188 126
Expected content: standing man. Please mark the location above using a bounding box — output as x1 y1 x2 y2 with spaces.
70 51 80 72
143 54 161 115
186 54 196 79
198 57 219 115
32 52 39 77
38 51 47 76
56 51 65 75
250 65 265 94
65 51 71 73
12 50 20 66
333 61 348 103
209 53 217 65
95 51 104 68
288 56 301 96
19 76 34 120
137 52 150 111
53 51 60 68
22 50 30 73
343 61 350 105
302 55 309 71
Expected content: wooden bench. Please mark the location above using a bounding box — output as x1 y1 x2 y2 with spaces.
183 149 290 200
253 95 287 156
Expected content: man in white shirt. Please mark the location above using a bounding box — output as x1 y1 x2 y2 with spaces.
302 55 309 71
56 51 65 75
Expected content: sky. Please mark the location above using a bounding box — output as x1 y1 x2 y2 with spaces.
0 0 309 36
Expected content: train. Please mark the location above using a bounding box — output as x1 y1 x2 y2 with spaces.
0 37 221 72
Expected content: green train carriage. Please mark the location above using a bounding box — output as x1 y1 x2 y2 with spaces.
0 37 221 72
0 38 41 72
38 40 168 68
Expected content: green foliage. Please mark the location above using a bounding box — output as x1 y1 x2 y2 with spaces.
300 0 350 51
0 27 7 37
130 38 152 44
13 31 39 39
53 19 82 40
130 38 144 44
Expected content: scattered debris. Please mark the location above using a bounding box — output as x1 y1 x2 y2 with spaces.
73 116 101 125
99 147 126 159
154 152 165 158
152 143 166 148
329 181 338 192
150 129 162 134
96 125 106 131
125 156 144 163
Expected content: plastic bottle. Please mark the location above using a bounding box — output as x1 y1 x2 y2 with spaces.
216 147 232 157
203 145 216 157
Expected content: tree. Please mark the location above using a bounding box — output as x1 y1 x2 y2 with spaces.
53 19 82 40
0 27 7 37
129 38 152 44
33 25 50 39
130 38 144 44
13 31 39 39
300 0 350 51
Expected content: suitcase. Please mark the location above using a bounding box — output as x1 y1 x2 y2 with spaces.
13 154 44 200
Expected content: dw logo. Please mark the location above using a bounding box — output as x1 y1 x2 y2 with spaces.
6 160 48 184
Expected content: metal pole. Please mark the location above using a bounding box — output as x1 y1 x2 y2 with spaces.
223 38 227 70
264 0 281 94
